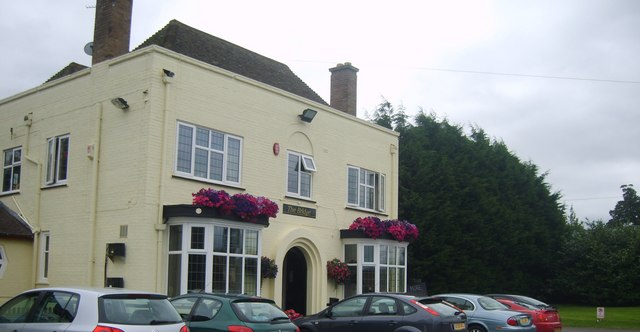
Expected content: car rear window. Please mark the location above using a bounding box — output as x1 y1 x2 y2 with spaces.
99 294 182 325
477 297 507 310
427 302 463 315
232 300 289 323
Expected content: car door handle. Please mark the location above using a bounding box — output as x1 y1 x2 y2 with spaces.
349 320 359 325
387 320 398 326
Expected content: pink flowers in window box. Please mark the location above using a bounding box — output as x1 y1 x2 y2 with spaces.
192 188 279 221
349 216 419 242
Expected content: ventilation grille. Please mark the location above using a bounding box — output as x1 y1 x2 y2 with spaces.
119 225 128 238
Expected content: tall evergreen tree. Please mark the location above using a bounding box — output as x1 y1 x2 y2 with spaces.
608 184 640 226
371 105 566 298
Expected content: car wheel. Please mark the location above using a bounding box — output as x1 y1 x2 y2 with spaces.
468 325 487 332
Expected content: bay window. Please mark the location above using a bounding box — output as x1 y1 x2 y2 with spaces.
343 241 407 297
167 222 261 297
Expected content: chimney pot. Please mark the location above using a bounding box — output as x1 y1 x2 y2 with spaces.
92 0 133 65
329 62 359 116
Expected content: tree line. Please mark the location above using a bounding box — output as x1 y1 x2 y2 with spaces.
370 100 640 305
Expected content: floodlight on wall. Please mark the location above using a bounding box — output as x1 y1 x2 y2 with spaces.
299 108 317 123
163 69 175 77
111 97 129 110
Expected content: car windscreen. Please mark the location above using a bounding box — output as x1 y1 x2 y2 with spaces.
477 297 508 310
99 294 183 325
232 300 289 323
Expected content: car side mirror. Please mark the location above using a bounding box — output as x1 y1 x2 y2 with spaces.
324 309 333 318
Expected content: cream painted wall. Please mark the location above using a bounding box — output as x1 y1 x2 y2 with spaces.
0 240 32 304
0 46 399 313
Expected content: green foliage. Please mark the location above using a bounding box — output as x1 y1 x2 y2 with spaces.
551 221 640 305
608 184 640 226
368 101 639 305
369 98 412 132
395 111 566 298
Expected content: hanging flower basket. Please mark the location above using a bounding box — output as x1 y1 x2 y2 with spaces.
192 188 278 222
327 258 351 284
346 216 419 242
261 256 278 279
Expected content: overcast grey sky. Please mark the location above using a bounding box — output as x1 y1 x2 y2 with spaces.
2 0 639 221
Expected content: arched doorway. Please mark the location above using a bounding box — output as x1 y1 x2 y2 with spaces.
282 247 307 315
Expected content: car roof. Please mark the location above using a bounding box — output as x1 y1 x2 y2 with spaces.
18 287 166 297
432 293 485 300
173 292 275 301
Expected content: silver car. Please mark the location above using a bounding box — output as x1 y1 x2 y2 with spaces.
0 287 187 332
427 294 535 332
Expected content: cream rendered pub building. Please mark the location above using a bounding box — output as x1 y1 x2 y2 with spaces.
0 1 411 313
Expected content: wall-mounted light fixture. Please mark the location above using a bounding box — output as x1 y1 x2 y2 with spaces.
163 69 175 77
111 97 129 110
299 108 317 123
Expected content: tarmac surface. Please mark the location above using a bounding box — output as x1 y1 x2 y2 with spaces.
563 328 640 332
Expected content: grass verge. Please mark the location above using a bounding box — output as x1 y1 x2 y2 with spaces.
556 305 640 330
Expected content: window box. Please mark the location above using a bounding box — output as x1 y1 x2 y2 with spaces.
340 229 395 241
163 204 270 227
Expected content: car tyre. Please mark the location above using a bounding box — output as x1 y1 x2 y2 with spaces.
468 325 487 332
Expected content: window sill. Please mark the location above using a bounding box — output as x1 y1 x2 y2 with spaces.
284 194 316 204
345 205 388 217
0 190 20 197
172 174 245 191
41 183 68 190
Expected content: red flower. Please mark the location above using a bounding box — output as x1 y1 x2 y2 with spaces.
348 217 419 242
192 188 279 221
327 258 351 284
284 309 303 320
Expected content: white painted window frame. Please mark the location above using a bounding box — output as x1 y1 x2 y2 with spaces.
38 232 50 283
175 122 243 186
45 135 70 186
2 146 22 193
286 151 316 199
347 166 386 212
167 220 263 296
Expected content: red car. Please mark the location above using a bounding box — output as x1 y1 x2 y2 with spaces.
493 298 561 332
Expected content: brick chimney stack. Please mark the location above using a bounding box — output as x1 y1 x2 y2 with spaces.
329 62 359 116
92 0 133 65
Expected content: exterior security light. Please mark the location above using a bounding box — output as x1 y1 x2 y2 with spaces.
299 108 317 123
111 97 129 110
163 69 175 77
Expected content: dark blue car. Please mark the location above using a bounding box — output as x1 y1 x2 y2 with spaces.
295 293 467 332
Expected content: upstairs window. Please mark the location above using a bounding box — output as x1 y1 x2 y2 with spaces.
175 122 242 186
45 135 69 186
347 166 385 212
287 151 316 199
2 147 21 193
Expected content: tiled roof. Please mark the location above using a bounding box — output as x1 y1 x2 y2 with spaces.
45 62 89 83
135 20 327 105
0 201 33 240
44 20 327 106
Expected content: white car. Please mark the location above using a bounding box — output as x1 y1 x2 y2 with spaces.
0 287 188 332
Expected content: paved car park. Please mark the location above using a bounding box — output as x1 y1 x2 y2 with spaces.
564 328 640 332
